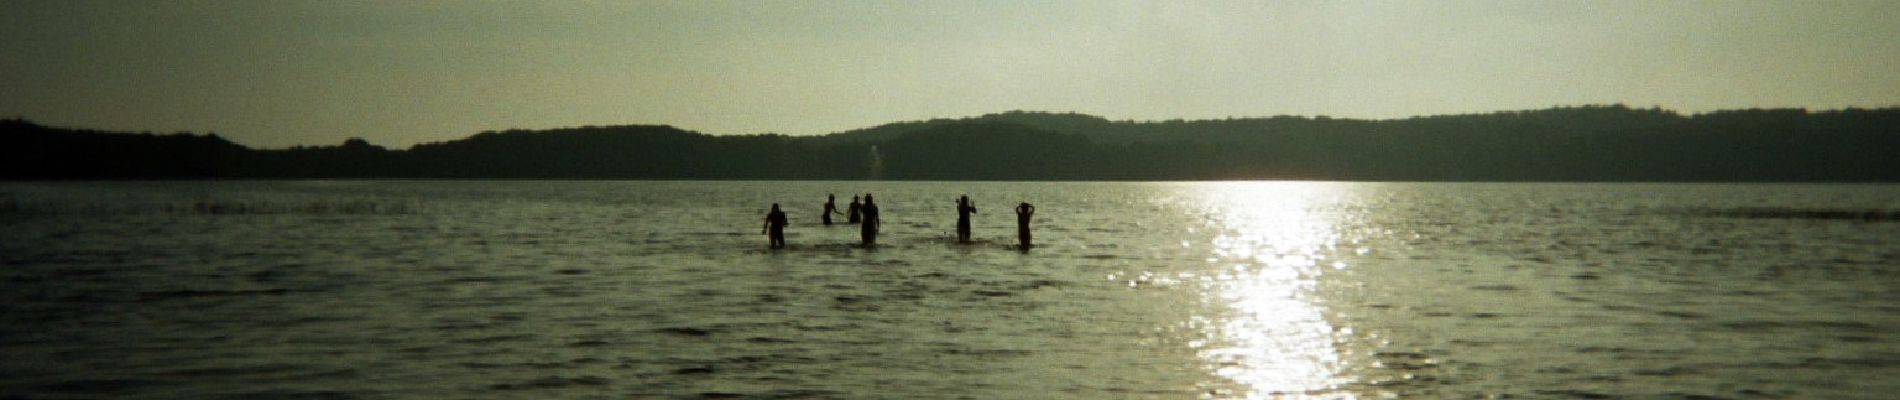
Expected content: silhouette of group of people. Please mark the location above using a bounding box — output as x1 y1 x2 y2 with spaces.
763 193 1033 250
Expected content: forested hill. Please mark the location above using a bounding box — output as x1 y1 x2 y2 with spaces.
5 105 1899 181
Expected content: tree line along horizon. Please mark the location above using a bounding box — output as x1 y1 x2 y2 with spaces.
4 104 1899 181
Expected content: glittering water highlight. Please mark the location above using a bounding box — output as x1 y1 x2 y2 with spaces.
2 181 1897 399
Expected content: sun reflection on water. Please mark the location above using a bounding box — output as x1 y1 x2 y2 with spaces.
1193 182 1356 399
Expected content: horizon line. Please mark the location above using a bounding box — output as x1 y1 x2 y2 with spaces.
10 103 1900 150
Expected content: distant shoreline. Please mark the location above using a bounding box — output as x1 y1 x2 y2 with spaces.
6 105 1900 182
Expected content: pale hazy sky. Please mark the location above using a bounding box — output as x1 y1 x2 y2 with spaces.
4 1 1897 148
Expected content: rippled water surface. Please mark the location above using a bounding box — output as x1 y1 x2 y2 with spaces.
3 181 1898 399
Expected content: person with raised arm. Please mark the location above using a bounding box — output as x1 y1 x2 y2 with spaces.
955 195 977 244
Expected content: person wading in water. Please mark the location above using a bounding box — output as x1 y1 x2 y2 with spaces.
955 195 977 244
763 203 788 249
860 194 881 247
822 194 843 225
1015 202 1035 250
847 195 863 224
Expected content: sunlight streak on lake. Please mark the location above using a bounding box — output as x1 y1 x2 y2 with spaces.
1195 182 1357 399
5 181 1897 399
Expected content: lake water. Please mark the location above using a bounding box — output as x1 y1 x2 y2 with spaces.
2 181 1897 399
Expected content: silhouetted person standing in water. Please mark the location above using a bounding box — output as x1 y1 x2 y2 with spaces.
763 203 788 249
1015 202 1035 249
847 195 863 224
955 195 977 244
822 194 843 225
860 194 881 247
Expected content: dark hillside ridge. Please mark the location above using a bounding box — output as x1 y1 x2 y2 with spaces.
5 105 1899 181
